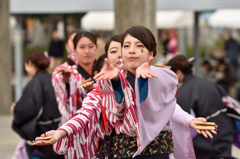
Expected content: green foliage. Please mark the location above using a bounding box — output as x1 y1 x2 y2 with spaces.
12 46 68 61
186 44 207 58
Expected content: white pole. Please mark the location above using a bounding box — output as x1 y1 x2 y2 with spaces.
14 16 23 101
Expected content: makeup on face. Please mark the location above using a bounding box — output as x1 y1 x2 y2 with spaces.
122 34 152 72
107 41 122 68
75 37 97 65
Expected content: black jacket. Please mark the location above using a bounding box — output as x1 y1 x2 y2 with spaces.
12 71 61 140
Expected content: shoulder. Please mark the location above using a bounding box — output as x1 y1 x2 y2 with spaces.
150 66 178 85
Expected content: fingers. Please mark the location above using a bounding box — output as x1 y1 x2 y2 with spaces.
201 130 208 138
210 130 217 134
83 81 94 88
205 131 213 139
196 130 201 134
137 72 158 79
105 58 110 68
195 117 207 123
33 140 53 146
149 72 158 78
148 56 154 66
93 72 104 80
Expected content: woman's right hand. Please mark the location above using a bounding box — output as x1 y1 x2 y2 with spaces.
33 129 67 146
94 58 119 81
58 69 72 83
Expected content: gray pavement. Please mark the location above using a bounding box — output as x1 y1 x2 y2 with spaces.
0 115 21 159
0 115 239 159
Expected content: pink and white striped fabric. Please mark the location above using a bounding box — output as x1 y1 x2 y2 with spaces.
68 52 77 64
52 62 87 124
53 70 140 159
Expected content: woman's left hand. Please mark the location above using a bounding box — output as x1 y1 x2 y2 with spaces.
10 103 16 114
136 57 158 79
189 117 217 139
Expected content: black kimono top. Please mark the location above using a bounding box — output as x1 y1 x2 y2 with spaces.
12 71 61 140
177 74 234 159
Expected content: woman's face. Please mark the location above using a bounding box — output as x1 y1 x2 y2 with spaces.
175 70 184 83
24 61 37 78
107 41 122 68
66 33 76 54
122 34 153 73
75 37 97 65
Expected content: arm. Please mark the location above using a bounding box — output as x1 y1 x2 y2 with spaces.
34 89 103 146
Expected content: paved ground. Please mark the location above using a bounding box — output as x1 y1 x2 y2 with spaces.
0 115 239 159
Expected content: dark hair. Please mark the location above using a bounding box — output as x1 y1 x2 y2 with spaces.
24 50 49 70
121 26 157 57
167 55 193 75
65 31 78 44
73 31 97 49
95 54 107 73
105 34 122 57
202 60 210 66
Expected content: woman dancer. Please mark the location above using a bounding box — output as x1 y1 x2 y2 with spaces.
12 50 64 159
167 55 235 159
34 29 216 159
52 31 97 124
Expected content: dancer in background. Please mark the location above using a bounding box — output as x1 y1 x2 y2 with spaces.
52 31 97 124
12 50 63 159
48 30 65 73
167 55 235 159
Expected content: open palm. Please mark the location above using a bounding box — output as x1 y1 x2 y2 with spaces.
136 56 158 79
94 58 119 81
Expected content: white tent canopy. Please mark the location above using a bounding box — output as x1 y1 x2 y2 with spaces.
81 11 114 31
209 9 240 28
81 10 198 31
156 10 194 28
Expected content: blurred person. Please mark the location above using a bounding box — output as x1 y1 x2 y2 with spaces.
214 59 233 93
162 30 170 62
104 34 127 76
167 55 236 159
65 31 78 65
12 50 64 159
48 30 65 73
200 60 215 82
223 32 240 81
167 29 178 57
51 31 97 125
34 26 216 159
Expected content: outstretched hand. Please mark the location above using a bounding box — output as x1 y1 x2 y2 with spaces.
93 58 119 81
136 56 158 79
33 129 67 146
189 117 217 139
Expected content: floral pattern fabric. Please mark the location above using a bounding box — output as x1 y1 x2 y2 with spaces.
96 130 173 159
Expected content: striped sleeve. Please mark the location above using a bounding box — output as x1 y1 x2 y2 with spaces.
53 89 104 159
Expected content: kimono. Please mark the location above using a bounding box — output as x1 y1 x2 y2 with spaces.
53 66 196 159
52 60 96 124
176 74 235 159
12 71 64 159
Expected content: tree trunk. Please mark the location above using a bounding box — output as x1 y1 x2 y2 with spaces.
0 0 12 114
114 0 156 36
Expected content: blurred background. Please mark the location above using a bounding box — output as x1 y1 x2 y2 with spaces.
1 0 240 158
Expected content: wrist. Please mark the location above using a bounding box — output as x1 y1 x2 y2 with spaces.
57 129 68 138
